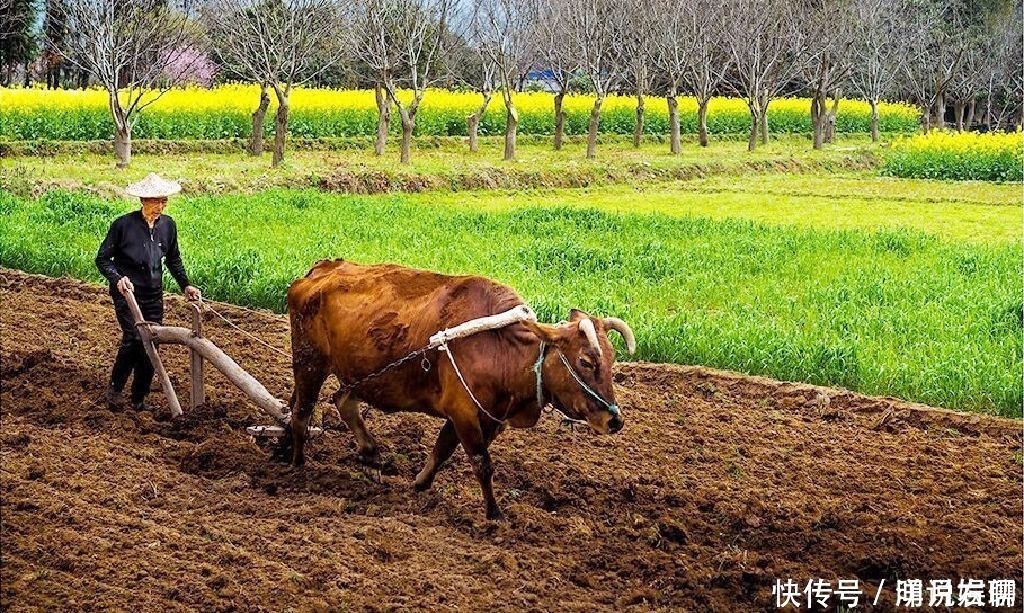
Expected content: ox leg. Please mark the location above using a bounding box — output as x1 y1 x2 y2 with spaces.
454 420 503 521
414 420 459 491
336 396 380 467
290 366 328 468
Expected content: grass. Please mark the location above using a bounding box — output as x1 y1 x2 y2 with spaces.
1 187 1020 417
4 139 1018 244
422 175 1022 244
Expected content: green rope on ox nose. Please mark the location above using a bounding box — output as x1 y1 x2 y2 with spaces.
555 349 621 417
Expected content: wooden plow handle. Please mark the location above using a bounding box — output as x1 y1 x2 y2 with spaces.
119 286 183 418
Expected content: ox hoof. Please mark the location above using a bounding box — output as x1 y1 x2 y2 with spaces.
413 475 433 492
357 451 381 466
486 507 505 522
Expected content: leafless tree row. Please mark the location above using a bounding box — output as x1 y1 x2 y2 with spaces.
29 0 1024 167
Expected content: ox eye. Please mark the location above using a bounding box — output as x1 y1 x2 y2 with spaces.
578 356 596 370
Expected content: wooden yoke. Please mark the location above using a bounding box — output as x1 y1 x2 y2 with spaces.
119 286 183 418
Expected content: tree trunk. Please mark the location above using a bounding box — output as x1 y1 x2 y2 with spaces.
467 114 480 152
553 90 566 151
249 83 270 156
374 82 390 156
633 90 644 148
468 92 490 153
504 95 518 161
109 92 131 168
114 125 132 168
954 101 965 132
935 92 945 130
587 96 603 159
759 106 768 145
697 98 709 147
272 93 289 167
667 93 680 154
966 98 976 129
747 104 759 151
811 92 825 150
824 95 840 143
870 99 880 142
399 107 415 164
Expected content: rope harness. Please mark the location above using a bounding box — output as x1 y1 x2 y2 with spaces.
201 299 294 360
190 300 617 429
555 349 621 417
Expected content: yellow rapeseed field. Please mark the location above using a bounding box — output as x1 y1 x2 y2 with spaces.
0 84 921 140
884 130 1023 181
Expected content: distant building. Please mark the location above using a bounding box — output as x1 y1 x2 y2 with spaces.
523 69 560 93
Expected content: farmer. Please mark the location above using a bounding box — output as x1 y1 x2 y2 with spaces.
96 173 201 411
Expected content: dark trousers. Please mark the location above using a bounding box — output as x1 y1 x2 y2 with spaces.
109 288 164 404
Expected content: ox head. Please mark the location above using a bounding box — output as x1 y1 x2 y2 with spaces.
523 309 635 435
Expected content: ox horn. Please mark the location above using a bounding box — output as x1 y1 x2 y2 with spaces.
578 317 602 356
602 317 636 354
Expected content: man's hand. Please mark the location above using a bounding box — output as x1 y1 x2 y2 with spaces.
116 276 134 295
185 285 202 302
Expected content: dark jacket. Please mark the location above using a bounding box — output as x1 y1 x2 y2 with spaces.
96 210 191 293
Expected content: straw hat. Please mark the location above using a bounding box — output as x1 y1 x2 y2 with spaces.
124 173 181 198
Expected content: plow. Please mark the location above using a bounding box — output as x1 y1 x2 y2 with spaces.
118 286 319 442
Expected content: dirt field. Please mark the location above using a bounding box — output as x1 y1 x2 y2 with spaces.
1 268 1021 611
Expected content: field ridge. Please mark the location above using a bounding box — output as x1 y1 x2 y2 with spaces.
1 147 877 197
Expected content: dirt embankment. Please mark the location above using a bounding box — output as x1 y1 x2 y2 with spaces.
1 268 1020 611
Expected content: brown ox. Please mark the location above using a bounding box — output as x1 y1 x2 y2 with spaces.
287 259 635 519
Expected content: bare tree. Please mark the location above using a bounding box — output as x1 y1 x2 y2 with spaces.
723 0 804 151
204 0 346 166
620 0 654 148
655 0 730 152
0 0 16 41
1 0 37 87
799 0 857 149
848 0 910 142
534 0 576 150
901 0 967 132
947 29 988 131
456 36 496 152
46 0 202 167
471 0 537 160
357 0 460 164
352 0 399 155
652 0 687 154
1002 4 1023 128
565 0 625 158
980 3 1024 130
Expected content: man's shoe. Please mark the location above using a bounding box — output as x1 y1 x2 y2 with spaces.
132 401 156 412
105 387 123 410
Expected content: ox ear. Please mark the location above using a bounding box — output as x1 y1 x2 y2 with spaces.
521 319 573 345
568 308 589 322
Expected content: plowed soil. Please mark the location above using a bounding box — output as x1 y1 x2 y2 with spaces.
1 268 1020 612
